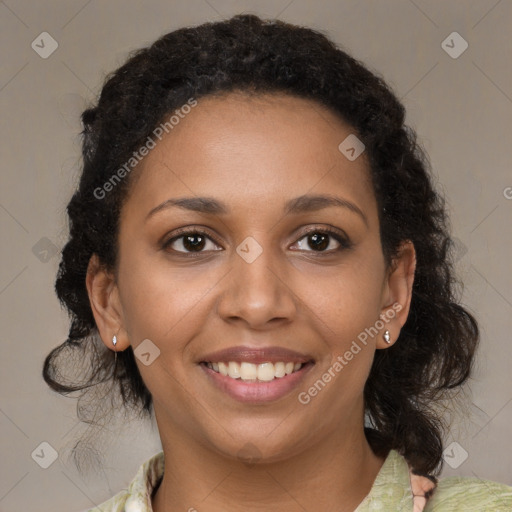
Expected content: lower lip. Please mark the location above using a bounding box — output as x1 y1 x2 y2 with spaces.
200 362 315 403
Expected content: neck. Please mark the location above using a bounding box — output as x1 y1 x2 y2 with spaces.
151 410 385 512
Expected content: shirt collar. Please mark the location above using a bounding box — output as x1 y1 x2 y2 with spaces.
122 448 422 511
124 450 164 511
354 448 418 510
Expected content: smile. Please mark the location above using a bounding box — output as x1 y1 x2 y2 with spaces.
203 361 304 381
199 360 315 403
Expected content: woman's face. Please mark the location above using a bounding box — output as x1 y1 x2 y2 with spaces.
91 91 414 461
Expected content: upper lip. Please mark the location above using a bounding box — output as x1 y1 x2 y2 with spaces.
199 346 315 365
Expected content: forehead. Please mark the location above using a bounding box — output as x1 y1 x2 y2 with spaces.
124 91 376 222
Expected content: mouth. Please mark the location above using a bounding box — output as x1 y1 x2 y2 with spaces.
200 360 309 381
198 346 315 403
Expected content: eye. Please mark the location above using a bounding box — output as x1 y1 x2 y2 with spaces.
162 226 352 257
291 227 352 253
162 228 222 255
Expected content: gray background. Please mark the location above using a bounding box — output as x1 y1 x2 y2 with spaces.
0 1 511 511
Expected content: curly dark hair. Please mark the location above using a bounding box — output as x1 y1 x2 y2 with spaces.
43 13 478 478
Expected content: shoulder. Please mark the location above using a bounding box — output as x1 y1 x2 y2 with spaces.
425 475 512 511
81 489 129 512
81 450 164 512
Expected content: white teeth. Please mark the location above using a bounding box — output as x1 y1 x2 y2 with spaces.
274 362 286 378
218 362 228 376
206 361 305 381
240 362 258 380
228 361 241 379
257 362 275 382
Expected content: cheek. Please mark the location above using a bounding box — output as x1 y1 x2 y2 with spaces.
304 259 385 345
297 252 384 398
301 285 379 416
116 252 216 348
116 258 219 406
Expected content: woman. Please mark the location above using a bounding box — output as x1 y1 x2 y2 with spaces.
43 13 512 511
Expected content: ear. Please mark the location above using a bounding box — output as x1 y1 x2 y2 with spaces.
377 240 416 349
85 253 128 351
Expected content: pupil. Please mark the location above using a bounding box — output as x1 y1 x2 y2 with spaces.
309 233 328 251
184 234 205 251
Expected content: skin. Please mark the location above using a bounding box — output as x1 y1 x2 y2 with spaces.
86 91 416 512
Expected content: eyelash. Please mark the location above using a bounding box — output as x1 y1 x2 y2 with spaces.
161 226 352 257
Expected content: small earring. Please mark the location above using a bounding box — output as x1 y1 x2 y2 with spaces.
111 332 119 372
383 330 391 344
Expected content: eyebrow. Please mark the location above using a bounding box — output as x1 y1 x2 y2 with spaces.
146 194 368 226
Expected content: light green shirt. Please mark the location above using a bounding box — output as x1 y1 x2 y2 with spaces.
84 448 512 511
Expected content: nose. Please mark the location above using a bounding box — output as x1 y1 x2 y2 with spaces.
216 238 297 329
